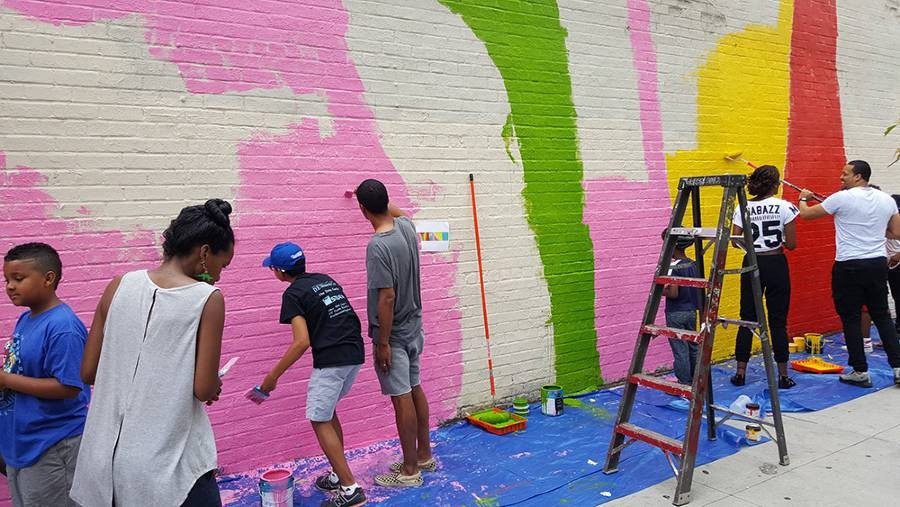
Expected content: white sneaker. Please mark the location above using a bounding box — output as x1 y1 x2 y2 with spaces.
893 367 900 386
839 370 872 388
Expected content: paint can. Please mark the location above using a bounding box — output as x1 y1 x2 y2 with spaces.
745 423 762 442
259 468 294 507
788 343 798 353
744 402 760 418
513 398 529 417
541 385 564 416
792 336 805 352
804 333 823 354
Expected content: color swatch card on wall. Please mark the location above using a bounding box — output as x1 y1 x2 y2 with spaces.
416 221 450 252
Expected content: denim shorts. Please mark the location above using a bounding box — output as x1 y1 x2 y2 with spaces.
374 330 424 396
306 364 362 422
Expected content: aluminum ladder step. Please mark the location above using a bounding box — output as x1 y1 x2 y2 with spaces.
656 275 710 288
641 325 704 344
629 373 693 398
615 422 684 456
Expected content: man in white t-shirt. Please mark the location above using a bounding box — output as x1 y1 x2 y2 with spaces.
797 160 900 387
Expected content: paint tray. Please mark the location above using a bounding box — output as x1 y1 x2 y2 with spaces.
467 408 527 435
790 357 844 374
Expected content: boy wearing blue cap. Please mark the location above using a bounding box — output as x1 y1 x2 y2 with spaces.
256 242 366 507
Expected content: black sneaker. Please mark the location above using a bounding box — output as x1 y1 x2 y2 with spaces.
730 373 745 386
778 376 796 389
321 487 367 507
315 472 340 493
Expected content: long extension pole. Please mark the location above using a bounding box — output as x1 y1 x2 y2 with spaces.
469 173 497 405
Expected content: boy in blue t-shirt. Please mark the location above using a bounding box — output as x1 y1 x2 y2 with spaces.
0 243 89 507
662 235 705 385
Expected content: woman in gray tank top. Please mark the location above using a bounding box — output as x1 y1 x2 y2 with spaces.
70 199 235 507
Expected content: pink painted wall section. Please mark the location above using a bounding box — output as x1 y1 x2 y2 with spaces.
0 0 463 479
0 153 160 506
586 0 673 381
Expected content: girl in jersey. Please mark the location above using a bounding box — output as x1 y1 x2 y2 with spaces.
71 199 235 507
730 166 798 389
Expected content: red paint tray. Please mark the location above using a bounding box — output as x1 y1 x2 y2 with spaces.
791 357 844 374
466 408 527 435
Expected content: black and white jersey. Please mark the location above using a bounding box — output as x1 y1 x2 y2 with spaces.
733 197 798 253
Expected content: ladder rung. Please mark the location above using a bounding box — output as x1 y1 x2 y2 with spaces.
616 422 684 455
629 373 693 398
669 227 745 242
718 317 760 329
722 266 757 275
656 276 710 289
642 325 703 343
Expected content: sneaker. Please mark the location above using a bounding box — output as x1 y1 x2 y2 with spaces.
373 471 423 488
894 367 900 386
838 370 873 388
388 457 437 473
730 373 745 386
315 472 341 492
778 376 796 389
320 487 367 507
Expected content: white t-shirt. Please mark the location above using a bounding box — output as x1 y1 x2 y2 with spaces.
821 186 898 261
733 196 799 253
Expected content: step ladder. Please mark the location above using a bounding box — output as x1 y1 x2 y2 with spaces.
603 175 789 506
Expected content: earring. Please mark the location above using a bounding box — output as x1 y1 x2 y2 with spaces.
194 259 214 284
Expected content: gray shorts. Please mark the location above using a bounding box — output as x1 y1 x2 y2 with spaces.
6 434 81 507
306 364 361 422
375 331 424 396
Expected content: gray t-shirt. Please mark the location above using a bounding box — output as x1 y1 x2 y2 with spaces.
366 216 423 342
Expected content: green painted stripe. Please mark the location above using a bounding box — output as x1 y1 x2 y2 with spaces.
440 0 600 391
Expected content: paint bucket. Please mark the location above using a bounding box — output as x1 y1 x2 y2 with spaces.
513 398 529 417
804 333 823 355
744 402 760 418
745 423 762 442
793 336 805 352
540 385 564 416
259 468 294 507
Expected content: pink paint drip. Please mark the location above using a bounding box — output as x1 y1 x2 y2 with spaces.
1 0 463 479
584 0 673 381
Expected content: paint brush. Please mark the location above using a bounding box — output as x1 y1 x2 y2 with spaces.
244 386 270 405
218 356 239 378
724 152 827 201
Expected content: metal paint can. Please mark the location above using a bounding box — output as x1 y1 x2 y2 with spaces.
259 468 294 507
541 385 564 416
744 402 760 418
745 423 762 442
513 397 529 417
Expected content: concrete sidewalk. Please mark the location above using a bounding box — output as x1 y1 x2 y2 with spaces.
608 386 900 506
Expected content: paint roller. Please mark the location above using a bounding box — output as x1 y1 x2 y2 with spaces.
723 151 827 202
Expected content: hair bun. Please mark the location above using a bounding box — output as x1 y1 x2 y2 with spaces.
204 199 232 228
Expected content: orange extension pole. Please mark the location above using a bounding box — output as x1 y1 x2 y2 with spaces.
469 173 497 403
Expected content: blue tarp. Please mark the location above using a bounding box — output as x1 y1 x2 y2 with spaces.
220 332 896 506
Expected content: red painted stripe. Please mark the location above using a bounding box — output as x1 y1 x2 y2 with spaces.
784 0 843 335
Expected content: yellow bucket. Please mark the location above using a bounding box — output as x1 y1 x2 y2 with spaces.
804 333 823 354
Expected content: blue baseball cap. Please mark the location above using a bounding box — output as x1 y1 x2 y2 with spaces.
262 242 305 271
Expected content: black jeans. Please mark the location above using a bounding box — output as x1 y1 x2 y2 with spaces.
735 254 790 364
181 470 222 507
832 258 900 372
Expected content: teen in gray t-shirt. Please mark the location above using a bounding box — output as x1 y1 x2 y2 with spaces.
356 178 434 488
366 216 423 343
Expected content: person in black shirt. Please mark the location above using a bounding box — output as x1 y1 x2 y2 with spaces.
256 242 366 507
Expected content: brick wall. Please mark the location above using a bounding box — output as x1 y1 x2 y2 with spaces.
1 0 898 502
